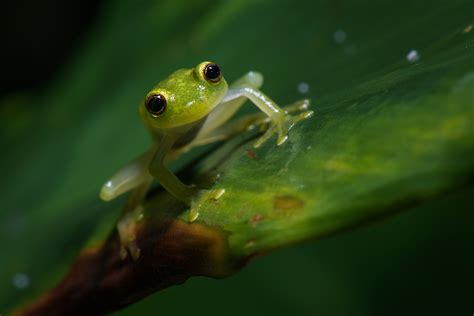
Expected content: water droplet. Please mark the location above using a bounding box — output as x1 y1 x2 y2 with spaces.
306 145 312 150
333 30 347 44
12 273 29 289
406 50 420 63
297 82 310 94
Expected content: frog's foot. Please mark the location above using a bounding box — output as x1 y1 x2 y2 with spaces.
188 188 226 222
246 99 311 133
253 109 314 148
117 206 144 260
283 98 311 113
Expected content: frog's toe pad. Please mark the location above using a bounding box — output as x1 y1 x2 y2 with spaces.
276 134 289 146
189 188 226 222
299 99 311 111
294 110 314 122
209 188 226 200
253 110 313 148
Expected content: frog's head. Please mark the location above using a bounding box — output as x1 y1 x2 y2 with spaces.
139 61 228 130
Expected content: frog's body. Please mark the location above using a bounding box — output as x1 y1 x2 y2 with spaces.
100 61 312 259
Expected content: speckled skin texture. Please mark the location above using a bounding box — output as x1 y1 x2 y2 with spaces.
139 61 228 130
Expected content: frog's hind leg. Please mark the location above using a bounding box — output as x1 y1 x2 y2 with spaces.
117 177 153 260
100 149 155 260
100 149 155 202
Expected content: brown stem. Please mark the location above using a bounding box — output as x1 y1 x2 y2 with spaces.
14 218 236 316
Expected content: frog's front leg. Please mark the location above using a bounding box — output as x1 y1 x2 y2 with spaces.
112 136 196 260
184 99 308 150
149 134 197 204
222 85 313 148
149 134 225 222
150 153 224 221
186 98 311 150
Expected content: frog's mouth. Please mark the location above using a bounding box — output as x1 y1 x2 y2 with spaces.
171 115 208 149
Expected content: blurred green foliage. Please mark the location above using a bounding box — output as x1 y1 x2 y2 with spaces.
1 0 473 315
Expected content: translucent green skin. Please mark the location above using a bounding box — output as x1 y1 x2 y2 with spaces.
102 60 313 207
101 61 313 258
139 61 228 131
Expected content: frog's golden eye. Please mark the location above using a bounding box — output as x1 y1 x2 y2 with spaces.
145 93 167 117
203 63 222 83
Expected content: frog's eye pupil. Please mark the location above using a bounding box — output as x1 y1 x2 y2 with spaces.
146 94 167 116
204 63 221 82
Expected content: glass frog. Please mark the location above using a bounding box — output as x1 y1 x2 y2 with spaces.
100 61 313 259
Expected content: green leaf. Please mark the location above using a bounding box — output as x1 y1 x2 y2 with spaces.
1 0 473 314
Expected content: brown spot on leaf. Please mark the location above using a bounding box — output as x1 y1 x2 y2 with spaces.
245 149 257 159
249 214 264 227
273 195 305 216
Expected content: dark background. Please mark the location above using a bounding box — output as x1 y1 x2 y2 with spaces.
0 0 101 96
1 1 473 315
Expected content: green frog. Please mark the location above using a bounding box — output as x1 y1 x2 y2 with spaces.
100 61 312 259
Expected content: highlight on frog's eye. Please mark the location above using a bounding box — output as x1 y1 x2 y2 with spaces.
3 1 471 316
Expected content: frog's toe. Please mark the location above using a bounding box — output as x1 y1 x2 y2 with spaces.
188 208 200 223
210 188 226 200
188 188 226 222
281 110 313 141
254 109 314 148
276 133 289 146
119 239 141 261
293 110 314 123
275 120 290 146
282 98 311 114
117 207 143 260
253 124 276 148
298 99 311 111
291 98 311 112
